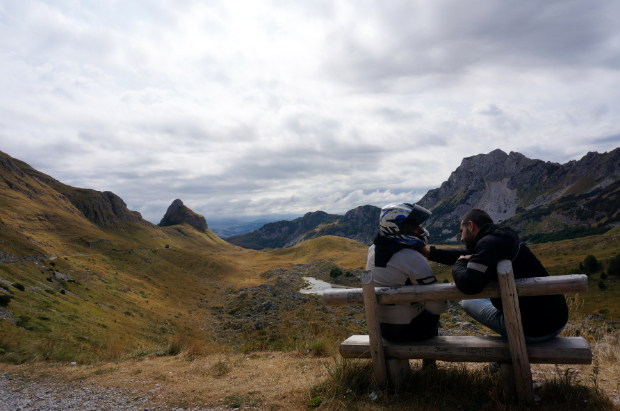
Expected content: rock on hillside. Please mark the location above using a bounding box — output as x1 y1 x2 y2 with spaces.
225 205 380 250
417 148 620 244
158 199 208 232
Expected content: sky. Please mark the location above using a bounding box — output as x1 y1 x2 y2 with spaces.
1 0 620 224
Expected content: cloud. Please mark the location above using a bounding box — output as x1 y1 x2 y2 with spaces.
1 0 620 224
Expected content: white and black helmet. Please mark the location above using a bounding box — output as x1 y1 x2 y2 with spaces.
379 203 432 247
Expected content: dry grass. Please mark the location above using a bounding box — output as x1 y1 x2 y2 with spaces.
0 351 328 410
2 350 617 410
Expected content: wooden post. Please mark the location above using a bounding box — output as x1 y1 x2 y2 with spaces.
499 362 517 402
362 271 388 390
497 260 535 405
386 358 412 391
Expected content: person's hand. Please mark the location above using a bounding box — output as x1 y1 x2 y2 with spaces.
458 254 472 260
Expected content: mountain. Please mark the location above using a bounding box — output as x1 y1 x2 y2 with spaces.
225 205 381 250
159 199 208 232
5 154 157 230
209 220 272 238
0 150 225 262
0 149 369 365
417 148 620 244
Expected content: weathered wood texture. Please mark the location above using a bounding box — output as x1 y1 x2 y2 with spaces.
339 335 592 364
361 271 388 390
497 259 535 405
386 359 412 391
323 274 588 306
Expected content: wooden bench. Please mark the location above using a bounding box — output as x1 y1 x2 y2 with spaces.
322 260 592 405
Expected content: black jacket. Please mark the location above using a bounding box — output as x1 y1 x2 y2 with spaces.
429 223 568 337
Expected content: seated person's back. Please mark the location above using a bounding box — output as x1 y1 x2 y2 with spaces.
366 203 448 342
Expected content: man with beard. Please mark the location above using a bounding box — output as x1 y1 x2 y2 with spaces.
417 209 568 343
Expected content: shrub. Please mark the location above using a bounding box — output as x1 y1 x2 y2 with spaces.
12 283 25 291
583 255 599 273
50 262 55 267
210 357 233 376
0 295 12 306
598 280 606 289
329 267 343 278
601 271 608 279
309 338 329 357
609 254 620 276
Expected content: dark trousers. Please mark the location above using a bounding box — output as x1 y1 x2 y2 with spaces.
380 310 440 342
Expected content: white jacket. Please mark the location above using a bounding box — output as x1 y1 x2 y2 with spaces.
366 245 448 324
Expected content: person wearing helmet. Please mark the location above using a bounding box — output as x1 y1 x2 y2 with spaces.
366 203 448 343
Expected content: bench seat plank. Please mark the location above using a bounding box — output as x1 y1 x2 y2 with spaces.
340 335 592 365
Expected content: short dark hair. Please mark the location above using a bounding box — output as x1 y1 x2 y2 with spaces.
461 209 493 228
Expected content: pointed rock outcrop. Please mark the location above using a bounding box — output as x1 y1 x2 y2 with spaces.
159 199 208 232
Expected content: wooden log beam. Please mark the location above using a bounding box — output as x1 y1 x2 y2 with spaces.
322 274 587 306
339 335 592 364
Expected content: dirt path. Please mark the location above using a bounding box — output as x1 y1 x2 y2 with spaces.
0 352 326 410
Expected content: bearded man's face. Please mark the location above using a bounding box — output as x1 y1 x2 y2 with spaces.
460 222 476 250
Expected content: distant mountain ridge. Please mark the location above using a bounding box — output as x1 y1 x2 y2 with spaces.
225 205 380 250
227 147 620 249
417 148 620 243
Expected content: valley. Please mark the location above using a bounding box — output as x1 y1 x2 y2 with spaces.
2 148 620 409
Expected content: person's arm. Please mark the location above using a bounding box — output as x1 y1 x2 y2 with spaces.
452 238 502 294
417 246 468 265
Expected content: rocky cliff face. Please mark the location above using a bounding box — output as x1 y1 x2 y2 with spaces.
225 205 380 250
417 148 620 243
6 154 157 230
159 199 208 232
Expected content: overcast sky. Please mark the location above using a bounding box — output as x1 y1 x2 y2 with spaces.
1 1 620 224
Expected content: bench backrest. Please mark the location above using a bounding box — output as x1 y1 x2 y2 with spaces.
326 260 588 406
322 273 588 306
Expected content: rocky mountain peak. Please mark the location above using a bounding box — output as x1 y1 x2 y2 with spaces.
417 147 620 244
159 199 208 232
166 199 184 215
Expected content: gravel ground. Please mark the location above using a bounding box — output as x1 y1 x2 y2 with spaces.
0 374 241 411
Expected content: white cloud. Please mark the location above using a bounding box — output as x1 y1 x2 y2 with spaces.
1 0 620 224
